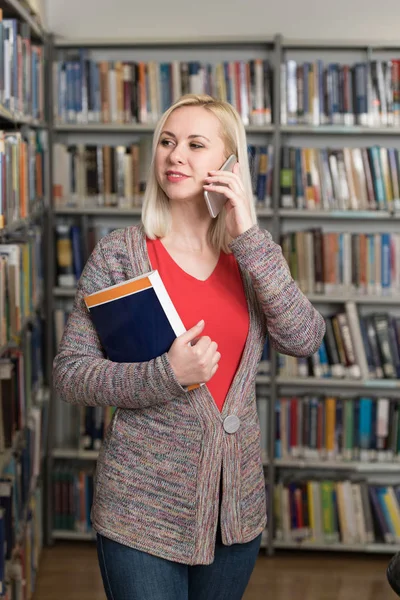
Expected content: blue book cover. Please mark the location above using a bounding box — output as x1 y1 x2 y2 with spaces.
84 269 187 365
359 396 373 456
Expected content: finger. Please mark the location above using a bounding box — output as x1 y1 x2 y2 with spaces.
232 162 241 177
212 351 221 367
208 341 219 358
204 174 242 193
206 171 245 195
208 168 239 177
202 342 219 366
179 320 205 344
207 169 243 185
203 184 238 205
193 335 212 354
210 363 219 377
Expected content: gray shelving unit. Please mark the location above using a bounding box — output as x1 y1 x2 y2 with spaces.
46 33 400 555
46 33 278 551
0 0 51 589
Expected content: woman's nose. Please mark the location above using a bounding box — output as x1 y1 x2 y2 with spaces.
169 147 185 164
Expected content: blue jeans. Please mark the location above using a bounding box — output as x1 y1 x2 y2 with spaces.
96 526 262 600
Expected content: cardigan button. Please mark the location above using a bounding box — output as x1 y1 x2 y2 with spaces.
223 415 240 434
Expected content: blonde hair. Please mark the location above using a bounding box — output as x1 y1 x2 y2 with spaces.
141 94 257 253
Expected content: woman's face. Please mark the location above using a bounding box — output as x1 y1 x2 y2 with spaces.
155 105 227 206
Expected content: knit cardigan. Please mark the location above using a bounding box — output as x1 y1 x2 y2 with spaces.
53 223 325 565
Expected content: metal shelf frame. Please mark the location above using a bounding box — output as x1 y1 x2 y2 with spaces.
46 33 400 557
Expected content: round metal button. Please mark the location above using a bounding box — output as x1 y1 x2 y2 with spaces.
223 415 241 434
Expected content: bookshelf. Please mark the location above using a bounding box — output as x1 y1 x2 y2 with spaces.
46 32 400 556
0 1 49 597
46 32 276 545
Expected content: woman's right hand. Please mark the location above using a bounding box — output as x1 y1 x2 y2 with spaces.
167 320 221 387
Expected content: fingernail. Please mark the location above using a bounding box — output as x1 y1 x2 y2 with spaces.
197 319 204 326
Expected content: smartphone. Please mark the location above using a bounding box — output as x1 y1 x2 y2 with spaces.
204 154 237 218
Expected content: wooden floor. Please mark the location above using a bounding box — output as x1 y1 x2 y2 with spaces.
32 542 399 599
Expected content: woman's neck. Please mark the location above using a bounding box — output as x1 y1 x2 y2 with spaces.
163 226 210 254
166 200 213 253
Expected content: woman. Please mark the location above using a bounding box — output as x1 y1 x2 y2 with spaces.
53 94 326 600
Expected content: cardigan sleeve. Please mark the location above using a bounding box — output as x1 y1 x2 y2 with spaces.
52 239 187 408
229 225 326 357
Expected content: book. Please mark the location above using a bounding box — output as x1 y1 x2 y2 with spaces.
274 478 400 545
84 269 188 365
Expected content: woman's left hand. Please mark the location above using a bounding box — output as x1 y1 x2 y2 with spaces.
203 162 253 239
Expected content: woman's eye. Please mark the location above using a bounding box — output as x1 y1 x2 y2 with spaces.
160 139 172 147
190 143 203 149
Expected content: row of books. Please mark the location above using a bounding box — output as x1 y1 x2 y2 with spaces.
281 230 400 296
1 322 45 452
53 55 273 126
0 458 43 600
274 480 400 546
249 144 274 207
52 152 274 284
0 130 47 229
52 229 400 384
51 223 81 292
1 417 44 598
0 301 46 597
3 423 42 546
53 141 400 215
5 486 43 600
53 142 274 210
53 238 400 384
0 13 44 120
279 305 400 381
281 60 399 127
275 395 400 463
52 467 94 533
51 465 400 550
53 54 400 130
54 223 115 288
0 231 44 345
53 139 152 209
280 146 400 212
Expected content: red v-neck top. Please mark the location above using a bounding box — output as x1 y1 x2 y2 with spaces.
146 237 249 412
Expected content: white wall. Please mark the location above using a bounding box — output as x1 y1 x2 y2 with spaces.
45 0 400 42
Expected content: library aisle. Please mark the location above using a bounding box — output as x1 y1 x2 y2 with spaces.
8 0 400 595
32 544 397 600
